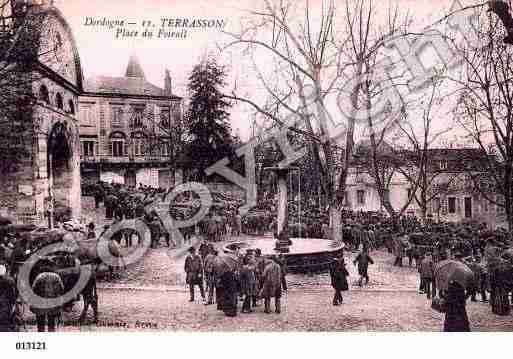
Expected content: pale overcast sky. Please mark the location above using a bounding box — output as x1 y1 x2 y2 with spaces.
54 0 484 141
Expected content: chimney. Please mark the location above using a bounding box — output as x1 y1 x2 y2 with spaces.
164 69 172 96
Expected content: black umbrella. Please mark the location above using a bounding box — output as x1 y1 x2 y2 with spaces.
435 259 475 292
0 215 14 226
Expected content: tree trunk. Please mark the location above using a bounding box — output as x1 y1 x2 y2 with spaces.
328 204 342 242
420 204 427 227
504 160 513 231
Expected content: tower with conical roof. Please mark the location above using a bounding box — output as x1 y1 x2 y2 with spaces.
125 53 145 78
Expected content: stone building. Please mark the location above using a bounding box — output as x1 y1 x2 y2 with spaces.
0 1 83 226
79 55 183 189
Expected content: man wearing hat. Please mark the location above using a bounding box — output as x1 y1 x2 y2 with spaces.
354 248 374 287
419 252 435 299
330 256 349 305
184 247 205 302
253 248 265 307
468 256 487 302
260 256 282 314
203 248 218 305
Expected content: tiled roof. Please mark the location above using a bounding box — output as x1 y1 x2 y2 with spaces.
424 148 484 160
84 76 172 97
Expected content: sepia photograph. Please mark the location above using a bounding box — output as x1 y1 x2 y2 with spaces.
0 0 513 350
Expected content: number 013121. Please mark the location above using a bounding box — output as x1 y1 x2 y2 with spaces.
16 342 47 350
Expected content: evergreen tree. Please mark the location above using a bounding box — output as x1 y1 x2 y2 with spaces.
184 58 234 180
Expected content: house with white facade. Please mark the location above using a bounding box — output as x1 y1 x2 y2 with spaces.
344 143 500 227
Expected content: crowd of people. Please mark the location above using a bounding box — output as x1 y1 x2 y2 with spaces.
2 179 513 331
89 182 513 329
184 241 287 316
332 213 513 331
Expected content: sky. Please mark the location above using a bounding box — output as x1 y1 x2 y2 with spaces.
53 0 486 141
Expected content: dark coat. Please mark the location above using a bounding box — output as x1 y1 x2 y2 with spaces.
184 254 203 285
104 194 117 208
0 275 17 327
330 261 349 291
198 243 209 259
354 252 374 275
260 260 282 298
443 281 470 332
30 272 65 316
419 256 434 279
239 264 258 296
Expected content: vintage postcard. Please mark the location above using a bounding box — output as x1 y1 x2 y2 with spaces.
0 0 513 351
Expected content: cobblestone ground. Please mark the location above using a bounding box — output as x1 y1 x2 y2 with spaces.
103 238 420 290
20 287 513 332
27 200 506 331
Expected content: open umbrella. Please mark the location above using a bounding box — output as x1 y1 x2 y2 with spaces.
213 253 240 277
434 259 475 292
0 215 14 226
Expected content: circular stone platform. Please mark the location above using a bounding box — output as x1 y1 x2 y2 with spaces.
223 237 344 274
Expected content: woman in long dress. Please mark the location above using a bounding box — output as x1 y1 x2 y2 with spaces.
489 262 511 316
443 280 470 332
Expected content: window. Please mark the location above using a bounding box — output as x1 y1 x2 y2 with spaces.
172 102 181 121
80 105 94 126
130 106 145 129
161 142 170 156
56 93 63 110
407 188 412 199
40 85 49 104
160 107 170 129
357 190 366 205
55 32 63 50
448 197 456 214
112 140 124 157
111 107 123 128
68 100 75 115
439 160 448 170
343 191 350 206
132 132 146 156
109 132 126 157
82 141 95 156
432 197 440 214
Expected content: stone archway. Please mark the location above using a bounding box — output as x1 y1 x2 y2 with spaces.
48 121 74 224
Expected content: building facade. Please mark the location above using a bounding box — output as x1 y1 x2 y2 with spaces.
344 147 500 227
0 1 83 226
79 55 183 189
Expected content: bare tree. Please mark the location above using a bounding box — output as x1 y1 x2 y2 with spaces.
392 74 462 224
352 5 418 225
221 0 407 239
445 6 513 229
